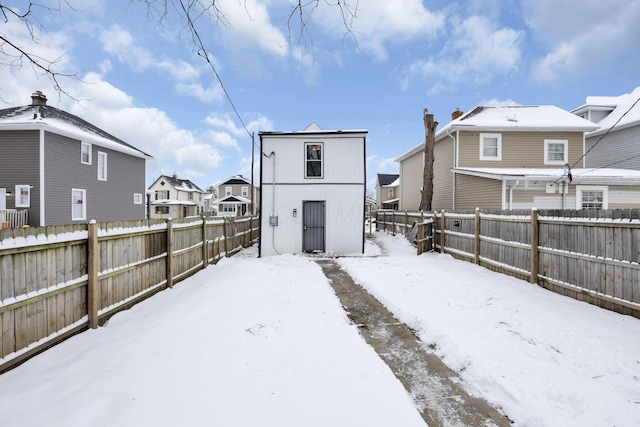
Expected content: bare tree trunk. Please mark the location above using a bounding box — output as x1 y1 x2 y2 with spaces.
419 109 438 211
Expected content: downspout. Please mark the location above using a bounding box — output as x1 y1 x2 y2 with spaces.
508 180 519 210
446 129 457 210
39 128 45 226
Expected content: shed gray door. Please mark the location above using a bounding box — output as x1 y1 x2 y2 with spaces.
303 201 325 253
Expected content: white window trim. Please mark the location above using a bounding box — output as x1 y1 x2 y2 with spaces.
97 151 107 181
81 142 92 165
479 133 502 161
305 142 324 178
241 186 248 197
225 186 232 196
134 193 143 204
575 185 608 210
15 185 31 208
544 139 568 165
72 189 86 221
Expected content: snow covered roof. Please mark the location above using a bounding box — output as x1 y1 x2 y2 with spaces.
377 173 399 187
155 175 205 193
396 105 600 162
574 86 640 137
453 167 640 185
0 104 152 159
441 105 600 134
211 195 251 204
150 199 197 206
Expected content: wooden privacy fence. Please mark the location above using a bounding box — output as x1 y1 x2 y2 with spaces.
0 215 259 373
375 208 640 319
375 210 434 255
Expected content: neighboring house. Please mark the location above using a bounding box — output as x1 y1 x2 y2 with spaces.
396 105 640 211
148 174 205 219
0 91 152 227
258 123 367 256
375 173 399 210
208 175 260 217
572 85 640 170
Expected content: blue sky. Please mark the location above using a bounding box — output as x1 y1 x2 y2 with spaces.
1 0 639 192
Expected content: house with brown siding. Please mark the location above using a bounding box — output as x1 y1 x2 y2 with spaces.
375 173 399 210
0 91 152 227
206 175 260 217
396 105 640 211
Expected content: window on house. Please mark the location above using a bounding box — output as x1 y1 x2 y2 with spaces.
97 152 107 181
15 185 31 208
305 142 323 178
188 192 193 201
242 186 248 197
155 206 169 214
72 189 86 220
223 203 235 213
81 142 92 165
134 193 143 204
156 190 170 200
388 188 394 198
225 186 232 196
479 133 502 160
576 186 607 210
544 140 568 165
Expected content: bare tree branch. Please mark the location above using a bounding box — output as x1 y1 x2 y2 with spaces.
0 1 82 102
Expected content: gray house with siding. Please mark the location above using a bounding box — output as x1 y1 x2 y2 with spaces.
572 85 640 170
259 123 367 257
0 91 152 227
396 105 640 211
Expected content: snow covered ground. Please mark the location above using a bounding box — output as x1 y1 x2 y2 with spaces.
0 232 639 426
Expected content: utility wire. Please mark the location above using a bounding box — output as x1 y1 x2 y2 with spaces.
179 1 255 146
555 93 640 184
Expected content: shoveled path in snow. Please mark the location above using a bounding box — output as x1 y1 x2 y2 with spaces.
317 258 512 427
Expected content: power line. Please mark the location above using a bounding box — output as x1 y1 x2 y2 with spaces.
555 93 640 184
179 1 255 146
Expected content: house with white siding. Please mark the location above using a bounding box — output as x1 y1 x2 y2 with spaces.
396 105 640 211
258 123 367 256
148 174 205 219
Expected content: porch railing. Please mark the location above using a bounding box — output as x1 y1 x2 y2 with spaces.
0 209 29 229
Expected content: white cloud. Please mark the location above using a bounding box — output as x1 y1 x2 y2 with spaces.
402 14 523 91
216 0 288 57
523 0 640 82
314 0 445 61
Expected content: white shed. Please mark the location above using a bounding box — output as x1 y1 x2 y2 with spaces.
258 123 367 257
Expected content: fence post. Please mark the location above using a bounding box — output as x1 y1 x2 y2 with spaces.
391 211 396 235
223 217 229 256
404 210 408 236
474 207 480 264
202 216 208 269
440 209 446 254
417 210 424 255
166 217 174 289
87 220 100 329
530 208 539 284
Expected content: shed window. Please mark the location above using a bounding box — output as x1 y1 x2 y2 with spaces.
479 133 502 160
305 142 323 178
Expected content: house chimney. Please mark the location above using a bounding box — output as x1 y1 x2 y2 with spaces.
31 91 47 107
452 108 463 121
